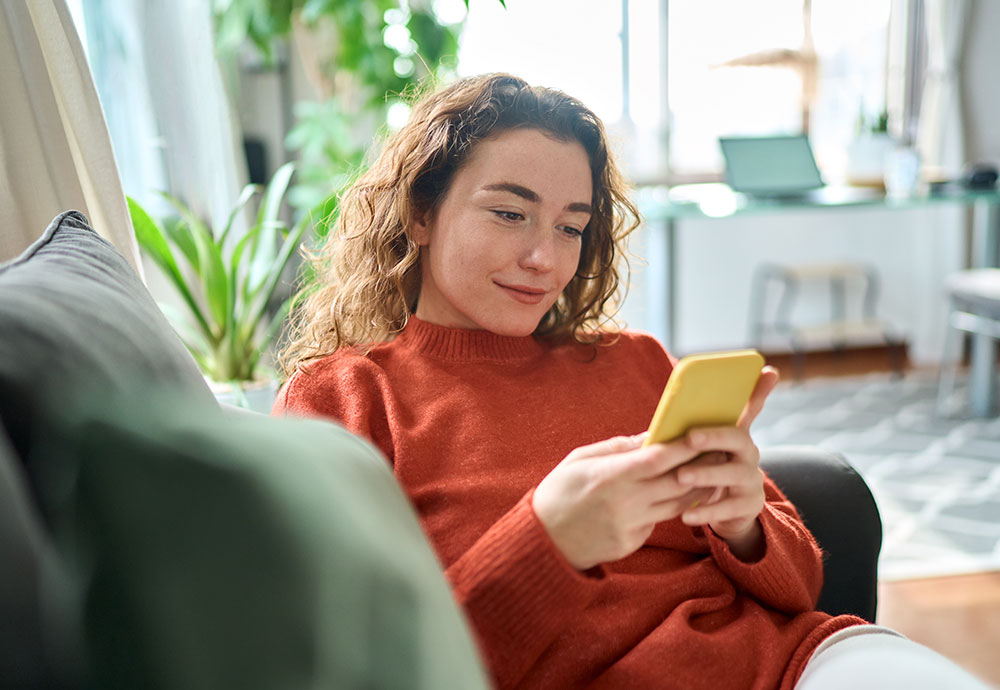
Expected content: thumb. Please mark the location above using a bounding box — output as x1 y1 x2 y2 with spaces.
738 365 779 430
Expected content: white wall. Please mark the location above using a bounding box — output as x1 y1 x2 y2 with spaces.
620 0 1000 365
964 0 1000 167
622 204 965 364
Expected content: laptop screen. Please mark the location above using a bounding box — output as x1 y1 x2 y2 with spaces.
719 135 824 195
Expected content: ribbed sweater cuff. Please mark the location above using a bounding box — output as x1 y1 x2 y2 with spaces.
706 503 820 611
448 490 607 672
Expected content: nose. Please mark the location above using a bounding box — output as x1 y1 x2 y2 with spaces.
519 227 556 273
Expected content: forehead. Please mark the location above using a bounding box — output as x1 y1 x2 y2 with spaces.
456 129 593 203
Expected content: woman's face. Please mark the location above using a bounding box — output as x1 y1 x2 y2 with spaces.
412 128 593 336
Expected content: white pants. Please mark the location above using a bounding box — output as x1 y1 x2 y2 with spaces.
795 625 994 690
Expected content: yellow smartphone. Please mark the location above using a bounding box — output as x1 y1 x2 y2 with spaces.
643 349 765 447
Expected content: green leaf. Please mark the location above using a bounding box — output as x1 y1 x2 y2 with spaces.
157 191 231 335
127 197 214 340
248 161 294 293
243 200 315 338
220 183 260 247
302 0 337 24
191 225 231 334
231 223 258 302
159 191 217 242
129 197 178 277
248 295 292 375
163 216 200 272
257 161 295 229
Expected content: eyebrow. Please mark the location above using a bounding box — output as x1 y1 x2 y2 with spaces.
482 182 592 214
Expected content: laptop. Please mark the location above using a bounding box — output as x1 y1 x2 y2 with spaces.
719 134 840 200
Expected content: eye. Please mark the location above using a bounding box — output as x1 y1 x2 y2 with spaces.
492 210 524 222
559 225 585 239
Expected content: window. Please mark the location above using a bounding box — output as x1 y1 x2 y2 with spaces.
458 0 898 185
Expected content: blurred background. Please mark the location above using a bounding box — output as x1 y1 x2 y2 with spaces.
62 0 998 368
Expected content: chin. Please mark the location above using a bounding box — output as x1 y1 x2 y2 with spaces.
481 312 546 337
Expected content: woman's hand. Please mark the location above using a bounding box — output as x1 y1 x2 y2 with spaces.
532 366 780 570
532 434 713 570
674 365 780 559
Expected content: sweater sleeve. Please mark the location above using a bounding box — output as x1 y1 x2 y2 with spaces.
704 475 824 615
272 358 397 464
445 489 607 690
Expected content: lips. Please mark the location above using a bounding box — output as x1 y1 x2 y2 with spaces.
496 282 548 305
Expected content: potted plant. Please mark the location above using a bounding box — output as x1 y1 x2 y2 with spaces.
846 108 895 188
127 162 325 410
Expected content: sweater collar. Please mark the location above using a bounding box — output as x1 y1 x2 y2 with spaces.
395 316 545 362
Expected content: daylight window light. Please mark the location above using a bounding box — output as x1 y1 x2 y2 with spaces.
387 101 411 130
697 186 739 217
433 0 468 25
394 56 415 78
383 24 413 54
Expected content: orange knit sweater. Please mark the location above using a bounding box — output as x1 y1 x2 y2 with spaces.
273 317 864 690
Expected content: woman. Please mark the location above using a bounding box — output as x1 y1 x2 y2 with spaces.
274 74 987 690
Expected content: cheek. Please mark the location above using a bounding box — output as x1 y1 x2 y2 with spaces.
428 233 485 291
441 230 497 273
558 242 584 284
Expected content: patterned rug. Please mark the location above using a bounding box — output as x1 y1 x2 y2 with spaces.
753 371 1000 581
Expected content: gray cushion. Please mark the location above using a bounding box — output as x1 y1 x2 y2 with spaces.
33 390 489 690
0 211 213 465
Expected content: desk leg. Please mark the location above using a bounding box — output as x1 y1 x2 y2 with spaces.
666 217 676 353
968 200 1000 416
645 217 676 352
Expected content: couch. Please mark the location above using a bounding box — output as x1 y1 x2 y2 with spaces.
0 211 882 689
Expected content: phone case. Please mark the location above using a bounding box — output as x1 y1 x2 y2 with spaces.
643 349 765 446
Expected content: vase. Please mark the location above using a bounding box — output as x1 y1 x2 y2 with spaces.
845 133 895 189
207 377 279 413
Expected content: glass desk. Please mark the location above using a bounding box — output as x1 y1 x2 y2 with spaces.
636 183 1000 416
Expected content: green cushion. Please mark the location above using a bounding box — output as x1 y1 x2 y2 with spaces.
35 391 489 690
0 211 213 463
0 428 52 686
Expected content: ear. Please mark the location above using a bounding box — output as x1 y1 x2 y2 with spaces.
410 207 431 246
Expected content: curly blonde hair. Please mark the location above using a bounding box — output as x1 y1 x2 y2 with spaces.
279 73 640 376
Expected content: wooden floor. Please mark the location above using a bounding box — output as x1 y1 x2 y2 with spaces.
789 345 1000 687
878 573 1000 687
760 343 910 381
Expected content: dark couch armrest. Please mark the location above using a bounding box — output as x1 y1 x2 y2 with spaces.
760 446 882 622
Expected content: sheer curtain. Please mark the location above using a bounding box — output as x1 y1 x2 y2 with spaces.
0 0 139 268
77 0 248 234
916 0 970 176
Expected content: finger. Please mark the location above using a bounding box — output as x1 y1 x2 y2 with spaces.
678 451 729 470
681 492 763 526
568 434 645 461
678 461 762 491
738 365 780 431
647 488 715 523
617 441 702 481
637 470 706 505
684 427 759 461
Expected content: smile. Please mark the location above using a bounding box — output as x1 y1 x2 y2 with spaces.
496 282 548 305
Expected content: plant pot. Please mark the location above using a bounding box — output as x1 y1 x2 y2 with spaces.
207 377 279 413
845 133 895 189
